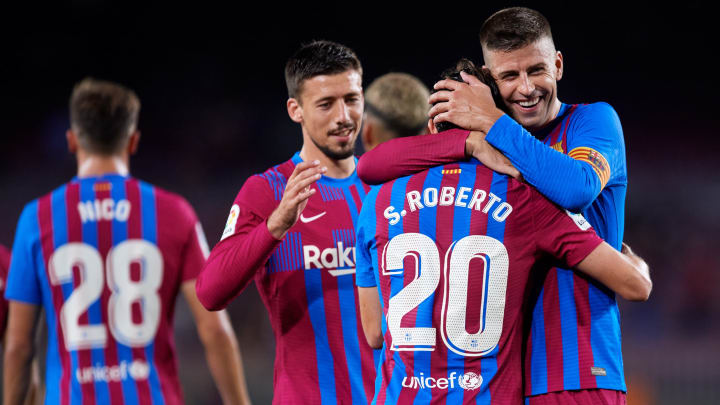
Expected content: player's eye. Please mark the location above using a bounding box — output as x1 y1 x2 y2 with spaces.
500 73 518 81
318 102 331 109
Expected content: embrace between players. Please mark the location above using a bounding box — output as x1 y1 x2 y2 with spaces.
3 6 651 405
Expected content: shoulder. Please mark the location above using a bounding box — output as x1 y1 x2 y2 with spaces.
139 180 198 225
236 158 297 205
571 102 622 127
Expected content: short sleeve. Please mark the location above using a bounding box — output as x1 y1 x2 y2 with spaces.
355 188 380 288
181 220 211 282
5 202 43 305
531 190 604 268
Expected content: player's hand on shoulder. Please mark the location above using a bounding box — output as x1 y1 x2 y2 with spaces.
267 160 326 239
428 71 504 134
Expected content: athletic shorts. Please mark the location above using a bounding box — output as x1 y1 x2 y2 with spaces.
526 389 626 405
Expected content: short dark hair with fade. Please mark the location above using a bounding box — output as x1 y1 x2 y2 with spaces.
432 58 506 133
479 7 553 52
70 77 140 155
284 40 362 99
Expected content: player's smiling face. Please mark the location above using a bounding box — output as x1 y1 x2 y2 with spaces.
294 70 363 160
484 37 563 131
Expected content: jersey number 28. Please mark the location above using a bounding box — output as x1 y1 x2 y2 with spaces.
48 240 163 350
382 233 508 357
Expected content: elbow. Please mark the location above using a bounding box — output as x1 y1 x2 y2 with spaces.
4 339 34 365
619 276 652 302
356 156 374 185
365 331 383 349
195 279 226 312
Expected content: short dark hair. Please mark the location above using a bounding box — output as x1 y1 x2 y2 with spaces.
284 40 362 99
479 7 553 52
70 78 140 155
432 58 505 133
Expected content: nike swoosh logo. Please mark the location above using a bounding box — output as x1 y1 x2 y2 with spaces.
299 211 327 223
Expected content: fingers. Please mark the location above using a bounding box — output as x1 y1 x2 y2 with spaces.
433 79 465 92
460 71 484 86
427 90 453 105
428 102 450 120
288 160 321 182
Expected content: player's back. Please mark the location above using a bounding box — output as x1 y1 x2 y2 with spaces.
356 160 602 404
6 173 208 405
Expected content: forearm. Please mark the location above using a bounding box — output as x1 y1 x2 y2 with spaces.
486 115 601 211
196 221 280 311
3 342 34 405
357 129 469 184
201 325 251 405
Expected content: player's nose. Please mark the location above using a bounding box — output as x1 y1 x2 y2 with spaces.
335 100 351 123
517 73 535 96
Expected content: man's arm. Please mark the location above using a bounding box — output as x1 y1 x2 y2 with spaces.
196 160 325 310
429 74 621 212
3 302 40 405
181 280 251 404
356 129 469 184
574 242 651 302
357 287 383 349
532 192 651 301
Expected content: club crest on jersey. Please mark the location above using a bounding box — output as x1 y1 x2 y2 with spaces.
401 371 483 391
303 242 355 276
221 204 240 241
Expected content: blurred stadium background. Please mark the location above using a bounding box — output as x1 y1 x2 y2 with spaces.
1 2 717 404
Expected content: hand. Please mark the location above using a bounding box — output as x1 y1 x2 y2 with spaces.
267 160 326 239
428 71 505 134
466 131 522 180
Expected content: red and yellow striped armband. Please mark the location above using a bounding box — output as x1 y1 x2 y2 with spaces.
568 147 611 189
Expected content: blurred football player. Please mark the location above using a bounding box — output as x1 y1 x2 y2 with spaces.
3 78 251 405
361 72 429 151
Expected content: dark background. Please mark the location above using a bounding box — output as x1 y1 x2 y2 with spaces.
1 2 718 404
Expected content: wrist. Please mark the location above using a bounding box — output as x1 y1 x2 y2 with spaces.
465 131 487 157
481 109 505 133
266 211 289 239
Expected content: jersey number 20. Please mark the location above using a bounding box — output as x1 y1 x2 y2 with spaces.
48 240 163 350
382 233 508 357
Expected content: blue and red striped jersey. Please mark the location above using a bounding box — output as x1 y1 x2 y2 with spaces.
355 161 604 404
5 173 210 405
498 103 627 395
196 152 378 404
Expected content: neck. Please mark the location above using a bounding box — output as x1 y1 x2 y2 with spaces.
299 142 355 179
77 153 129 178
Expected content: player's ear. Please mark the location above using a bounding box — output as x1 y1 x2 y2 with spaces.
287 98 303 123
360 114 374 151
66 129 78 154
428 118 438 134
555 51 563 81
127 131 140 155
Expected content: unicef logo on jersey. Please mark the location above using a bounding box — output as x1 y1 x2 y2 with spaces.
458 372 482 390
401 371 483 391
75 360 150 384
